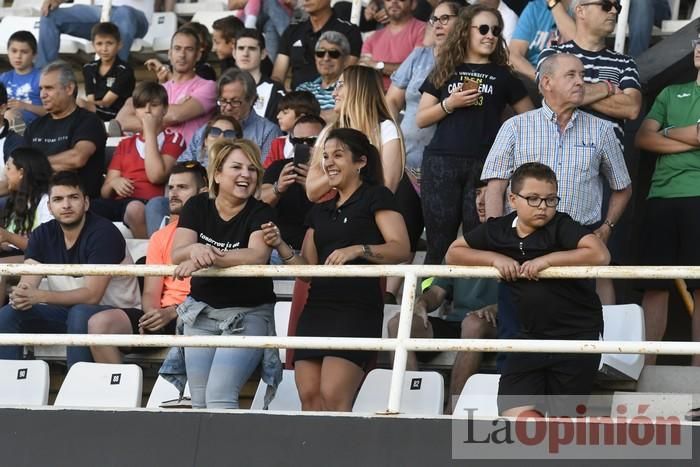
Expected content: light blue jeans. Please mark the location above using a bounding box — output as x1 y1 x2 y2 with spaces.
184 309 268 409
260 0 291 61
37 5 149 68
145 196 169 237
628 0 671 57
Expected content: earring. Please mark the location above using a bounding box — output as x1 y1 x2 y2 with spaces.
357 168 361 174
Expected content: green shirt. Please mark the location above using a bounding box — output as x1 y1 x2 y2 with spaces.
646 81 700 199
432 277 498 322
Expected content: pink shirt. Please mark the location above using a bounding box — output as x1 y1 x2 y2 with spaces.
362 18 426 90
164 75 217 144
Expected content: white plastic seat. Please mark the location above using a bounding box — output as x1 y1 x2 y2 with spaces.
140 12 178 52
452 373 500 418
599 304 645 381
274 301 291 364
0 1 43 19
353 369 444 415
0 359 49 406
0 16 40 55
250 369 301 411
191 11 238 33
54 362 143 408
146 375 191 408
175 1 226 16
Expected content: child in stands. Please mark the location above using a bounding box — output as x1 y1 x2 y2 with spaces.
446 162 609 417
0 31 45 129
263 91 320 168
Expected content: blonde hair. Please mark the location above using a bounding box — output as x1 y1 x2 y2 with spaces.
207 139 263 198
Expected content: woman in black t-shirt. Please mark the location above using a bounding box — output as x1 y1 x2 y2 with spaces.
262 128 411 412
416 5 533 265
171 139 280 410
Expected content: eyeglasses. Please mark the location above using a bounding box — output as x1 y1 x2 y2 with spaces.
515 193 560 208
580 0 620 12
289 136 318 146
472 24 502 37
315 49 342 59
692 38 700 48
217 98 244 109
208 127 239 138
428 14 457 26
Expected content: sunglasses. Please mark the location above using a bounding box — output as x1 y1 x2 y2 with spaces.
580 0 620 12
472 24 502 36
428 14 457 26
693 39 700 48
289 136 318 146
315 49 342 59
217 98 243 109
208 127 239 138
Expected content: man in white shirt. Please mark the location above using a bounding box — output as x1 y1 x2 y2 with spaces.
37 0 153 68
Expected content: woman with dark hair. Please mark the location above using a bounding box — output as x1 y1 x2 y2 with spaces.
193 114 243 167
0 147 53 297
262 128 410 412
415 4 533 265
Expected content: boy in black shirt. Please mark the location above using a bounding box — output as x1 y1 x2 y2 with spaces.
446 162 610 417
79 22 135 122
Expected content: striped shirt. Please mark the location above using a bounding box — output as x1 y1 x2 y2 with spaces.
537 41 641 148
481 101 631 225
296 77 337 110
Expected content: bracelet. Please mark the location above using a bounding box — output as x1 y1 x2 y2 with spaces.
603 219 615 229
604 80 614 97
440 98 453 115
280 244 295 262
272 181 281 196
662 126 674 138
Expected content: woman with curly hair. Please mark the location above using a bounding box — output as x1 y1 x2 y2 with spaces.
416 4 533 265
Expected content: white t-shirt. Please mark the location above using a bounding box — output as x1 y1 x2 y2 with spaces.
498 1 519 44
380 120 400 146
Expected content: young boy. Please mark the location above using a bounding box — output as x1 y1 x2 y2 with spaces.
234 28 285 124
91 82 185 239
0 31 45 129
212 15 245 72
79 22 136 122
446 162 610 418
263 90 320 168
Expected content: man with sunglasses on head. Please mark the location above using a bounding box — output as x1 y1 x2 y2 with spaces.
260 115 325 264
359 0 426 91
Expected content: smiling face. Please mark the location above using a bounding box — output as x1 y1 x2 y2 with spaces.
322 137 365 190
431 4 458 48
331 73 345 111
508 177 558 231
475 185 486 224
468 11 500 59
48 184 88 229
214 148 259 200
385 0 413 22
314 40 345 81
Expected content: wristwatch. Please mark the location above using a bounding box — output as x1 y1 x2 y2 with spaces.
374 61 385 71
547 0 560 9
603 219 615 229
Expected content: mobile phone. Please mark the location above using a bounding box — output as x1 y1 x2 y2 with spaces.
463 78 480 91
293 144 311 166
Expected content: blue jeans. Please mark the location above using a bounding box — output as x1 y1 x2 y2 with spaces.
0 303 111 367
260 0 291 60
37 5 149 68
145 196 169 237
184 310 268 409
628 0 671 57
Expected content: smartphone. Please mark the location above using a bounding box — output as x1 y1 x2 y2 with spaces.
463 78 480 91
293 144 311 166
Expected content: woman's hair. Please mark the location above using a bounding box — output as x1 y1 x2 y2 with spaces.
325 128 383 186
430 4 508 88
201 114 243 152
207 139 263 198
329 65 405 171
2 147 52 235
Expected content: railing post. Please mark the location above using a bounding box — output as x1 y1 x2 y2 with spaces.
614 0 630 53
385 272 418 414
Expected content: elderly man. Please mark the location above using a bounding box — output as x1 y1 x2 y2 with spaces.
482 53 631 344
359 0 426 90
24 61 106 199
115 27 217 143
37 0 152 68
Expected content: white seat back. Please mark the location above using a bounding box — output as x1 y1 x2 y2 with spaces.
599 304 645 381
250 369 301 411
353 369 444 415
453 373 500 418
0 359 49 406
0 16 40 55
274 301 291 364
54 362 143 408
146 375 191 408
175 1 227 16
191 11 237 33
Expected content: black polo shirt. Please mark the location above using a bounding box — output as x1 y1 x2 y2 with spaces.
464 211 603 338
262 159 312 249
278 13 362 89
82 57 135 121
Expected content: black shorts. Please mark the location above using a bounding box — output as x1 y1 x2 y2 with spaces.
119 308 177 354
637 197 700 291
497 339 600 416
90 197 147 223
415 317 461 363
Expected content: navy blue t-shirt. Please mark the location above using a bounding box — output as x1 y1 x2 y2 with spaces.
25 212 125 265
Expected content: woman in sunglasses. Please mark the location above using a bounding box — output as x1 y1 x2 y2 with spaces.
415 4 533 266
192 114 243 167
296 31 350 122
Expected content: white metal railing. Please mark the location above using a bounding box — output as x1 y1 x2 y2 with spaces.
614 0 632 53
1 263 699 414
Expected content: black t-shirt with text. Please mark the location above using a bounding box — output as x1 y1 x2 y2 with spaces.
262 159 312 249
420 63 527 160
465 211 603 338
178 193 276 308
24 107 107 199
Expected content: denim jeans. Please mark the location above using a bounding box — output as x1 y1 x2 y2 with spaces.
260 0 291 60
37 5 149 68
145 196 169 237
184 309 268 409
0 302 112 367
628 0 671 57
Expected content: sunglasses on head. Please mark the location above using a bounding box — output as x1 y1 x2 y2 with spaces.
580 0 620 12
315 49 342 59
180 160 203 169
208 127 239 138
289 136 318 146
472 24 502 37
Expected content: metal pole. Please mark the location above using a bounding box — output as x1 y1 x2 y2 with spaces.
614 0 630 53
385 273 418 414
100 0 112 22
350 0 362 26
